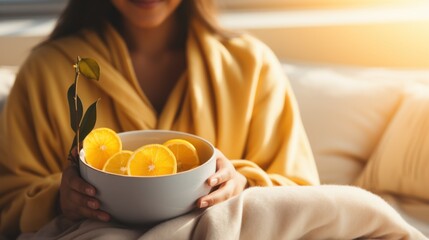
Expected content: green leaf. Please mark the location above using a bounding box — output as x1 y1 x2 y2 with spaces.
79 58 100 80
67 83 83 132
79 99 99 141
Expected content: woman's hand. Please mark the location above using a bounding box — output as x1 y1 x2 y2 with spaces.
197 149 247 208
59 165 110 222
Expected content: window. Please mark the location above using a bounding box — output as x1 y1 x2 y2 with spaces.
0 0 67 17
218 0 429 10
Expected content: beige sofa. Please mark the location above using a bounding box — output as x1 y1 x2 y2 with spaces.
287 62 429 236
219 6 429 236
2 59 429 236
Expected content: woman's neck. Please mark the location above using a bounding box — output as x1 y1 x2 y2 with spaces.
115 11 188 114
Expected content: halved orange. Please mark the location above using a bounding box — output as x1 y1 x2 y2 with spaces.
83 128 122 170
127 144 177 176
102 150 133 175
163 139 200 172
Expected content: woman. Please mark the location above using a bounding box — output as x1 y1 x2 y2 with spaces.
0 0 424 239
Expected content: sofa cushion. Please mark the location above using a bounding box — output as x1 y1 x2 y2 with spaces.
285 63 404 185
355 85 429 200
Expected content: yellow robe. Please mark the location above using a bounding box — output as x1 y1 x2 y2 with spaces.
0 20 319 237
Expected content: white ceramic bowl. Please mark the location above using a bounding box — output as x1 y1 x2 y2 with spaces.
79 130 216 225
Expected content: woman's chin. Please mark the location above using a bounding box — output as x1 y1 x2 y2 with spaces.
130 0 164 10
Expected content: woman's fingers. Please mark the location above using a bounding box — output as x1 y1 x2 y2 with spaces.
198 171 247 208
67 187 99 210
77 207 111 222
64 202 110 222
60 165 111 222
198 149 249 208
198 182 235 207
66 167 96 197
207 151 235 187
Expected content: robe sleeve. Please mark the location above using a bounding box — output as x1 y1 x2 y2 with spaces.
0 46 71 238
232 40 320 187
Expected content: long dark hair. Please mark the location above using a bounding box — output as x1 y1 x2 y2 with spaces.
48 0 227 41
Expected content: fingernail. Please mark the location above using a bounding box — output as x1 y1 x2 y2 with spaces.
199 201 208 208
88 200 97 209
98 214 109 222
86 188 95 196
209 178 218 186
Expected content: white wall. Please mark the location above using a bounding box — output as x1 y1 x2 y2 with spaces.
220 3 429 68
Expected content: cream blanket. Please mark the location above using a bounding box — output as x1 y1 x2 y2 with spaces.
18 186 426 240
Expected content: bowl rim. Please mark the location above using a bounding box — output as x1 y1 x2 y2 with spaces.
79 129 216 178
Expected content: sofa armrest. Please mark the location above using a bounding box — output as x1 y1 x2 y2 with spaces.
0 66 17 113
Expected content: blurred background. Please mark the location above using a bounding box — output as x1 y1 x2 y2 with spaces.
0 0 428 68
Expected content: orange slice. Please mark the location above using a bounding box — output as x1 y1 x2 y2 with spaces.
102 150 133 175
127 144 177 176
163 139 200 172
83 128 122 170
